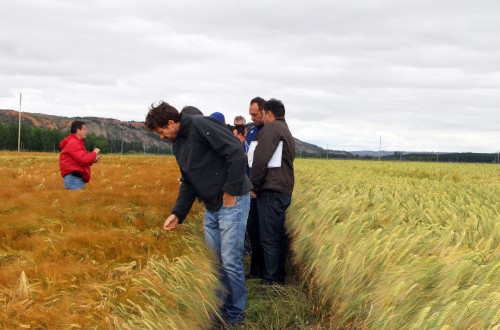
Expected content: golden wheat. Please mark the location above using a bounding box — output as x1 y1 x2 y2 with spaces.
0 152 218 329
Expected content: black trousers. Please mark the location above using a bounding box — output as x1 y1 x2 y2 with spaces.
257 190 291 283
247 198 264 277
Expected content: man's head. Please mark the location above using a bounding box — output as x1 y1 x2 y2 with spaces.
181 106 203 116
71 121 87 140
234 116 246 126
262 98 285 125
249 96 265 126
232 124 246 143
210 112 226 124
145 101 181 142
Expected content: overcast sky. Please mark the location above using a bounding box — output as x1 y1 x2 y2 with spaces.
1 0 499 152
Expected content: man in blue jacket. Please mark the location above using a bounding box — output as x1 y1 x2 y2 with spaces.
145 101 252 326
245 97 266 279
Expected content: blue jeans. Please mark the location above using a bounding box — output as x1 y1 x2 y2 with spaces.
64 174 85 190
203 193 250 325
257 190 291 283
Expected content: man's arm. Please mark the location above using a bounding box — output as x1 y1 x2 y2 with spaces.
67 140 98 166
196 119 247 196
170 178 198 224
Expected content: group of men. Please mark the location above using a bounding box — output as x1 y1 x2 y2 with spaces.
58 97 295 327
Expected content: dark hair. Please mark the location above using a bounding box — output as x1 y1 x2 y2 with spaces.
263 98 285 119
250 96 265 111
181 106 204 116
145 101 180 131
233 124 246 136
71 121 85 134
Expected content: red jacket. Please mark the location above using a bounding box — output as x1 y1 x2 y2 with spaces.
59 134 97 183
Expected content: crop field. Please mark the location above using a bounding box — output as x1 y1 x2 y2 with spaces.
1 152 499 329
288 159 500 329
0 152 220 329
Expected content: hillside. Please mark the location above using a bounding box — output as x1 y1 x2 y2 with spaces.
0 109 330 154
0 109 170 150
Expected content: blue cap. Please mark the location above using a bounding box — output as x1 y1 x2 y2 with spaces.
210 112 225 123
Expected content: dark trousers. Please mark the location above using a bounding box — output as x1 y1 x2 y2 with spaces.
247 198 264 277
257 190 291 283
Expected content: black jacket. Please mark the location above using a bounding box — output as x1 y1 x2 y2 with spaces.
250 118 295 196
172 114 253 222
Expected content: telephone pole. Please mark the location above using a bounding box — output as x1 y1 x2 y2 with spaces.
17 93 22 152
378 136 381 161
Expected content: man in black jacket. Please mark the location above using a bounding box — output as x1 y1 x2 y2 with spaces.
145 101 252 326
250 98 295 285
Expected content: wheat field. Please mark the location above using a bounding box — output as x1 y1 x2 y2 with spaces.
0 152 220 329
2 153 499 329
287 159 500 329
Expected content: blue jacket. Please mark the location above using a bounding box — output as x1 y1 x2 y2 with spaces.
245 124 263 175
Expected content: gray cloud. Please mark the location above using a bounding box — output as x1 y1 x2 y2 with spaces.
1 0 499 152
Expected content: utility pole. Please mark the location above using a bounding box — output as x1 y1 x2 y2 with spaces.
326 143 329 159
378 136 381 161
17 93 22 152
121 140 124 154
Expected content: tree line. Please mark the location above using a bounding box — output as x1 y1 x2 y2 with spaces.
0 122 174 155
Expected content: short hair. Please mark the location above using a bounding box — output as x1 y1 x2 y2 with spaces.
263 98 285 119
233 124 246 136
145 101 180 131
250 97 265 111
234 115 246 125
181 106 203 116
71 121 85 134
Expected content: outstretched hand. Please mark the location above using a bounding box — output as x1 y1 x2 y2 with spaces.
163 214 179 231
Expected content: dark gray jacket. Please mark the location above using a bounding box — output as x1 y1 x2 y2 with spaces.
250 118 295 196
172 114 252 222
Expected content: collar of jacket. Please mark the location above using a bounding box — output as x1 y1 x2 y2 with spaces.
71 133 85 142
177 112 193 139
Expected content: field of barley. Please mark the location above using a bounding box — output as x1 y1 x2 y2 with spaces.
0 152 221 329
1 152 499 329
288 159 500 329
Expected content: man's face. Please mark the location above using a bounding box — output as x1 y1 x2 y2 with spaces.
154 121 180 142
249 102 263 125
262 110 272 125
76 125 87 140
233 129 245 143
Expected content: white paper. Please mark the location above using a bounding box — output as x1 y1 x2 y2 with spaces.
248 141 283 168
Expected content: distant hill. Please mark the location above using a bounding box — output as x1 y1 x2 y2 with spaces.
0 109 330 154
0 109 169 149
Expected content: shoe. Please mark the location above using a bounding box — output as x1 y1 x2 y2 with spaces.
245 273 260 280
210 317 230 330
260 279 284 286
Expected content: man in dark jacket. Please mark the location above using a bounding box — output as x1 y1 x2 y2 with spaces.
59 121 100 190
145 101 252 326
250 98 295 285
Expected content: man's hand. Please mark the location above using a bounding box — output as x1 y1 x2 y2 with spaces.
250 191 257 199
223 192 236 207
93 148 100 154
163 214 179 231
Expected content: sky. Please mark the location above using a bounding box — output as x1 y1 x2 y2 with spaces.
1 0 499 153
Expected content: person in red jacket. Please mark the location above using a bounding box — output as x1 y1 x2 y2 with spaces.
59 121 100 190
